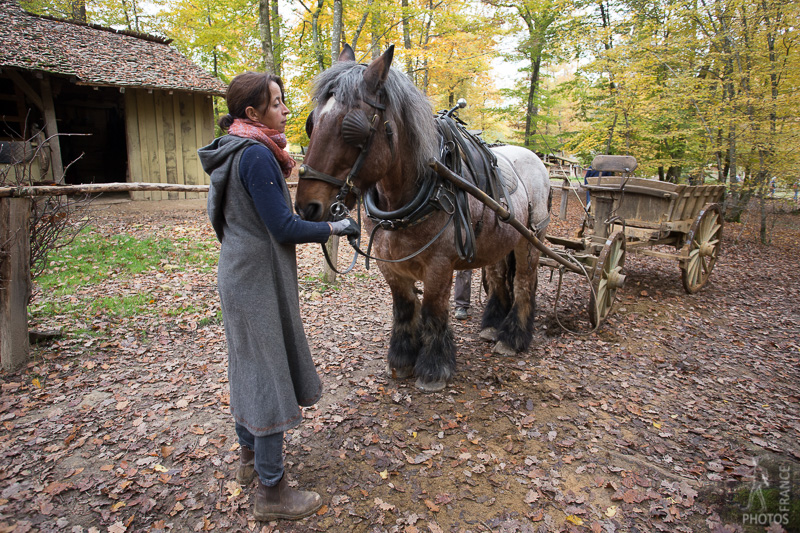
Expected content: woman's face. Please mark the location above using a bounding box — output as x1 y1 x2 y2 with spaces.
246 81 289 133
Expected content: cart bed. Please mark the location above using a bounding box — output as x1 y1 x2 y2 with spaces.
585 176 724 238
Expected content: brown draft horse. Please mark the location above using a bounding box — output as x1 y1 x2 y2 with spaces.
295 45 551 392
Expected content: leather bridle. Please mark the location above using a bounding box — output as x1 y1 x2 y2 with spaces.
298 94 392 221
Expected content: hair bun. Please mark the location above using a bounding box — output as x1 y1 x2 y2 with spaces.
219 113 235 130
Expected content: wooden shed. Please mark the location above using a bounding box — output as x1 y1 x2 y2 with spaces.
0 0 226 200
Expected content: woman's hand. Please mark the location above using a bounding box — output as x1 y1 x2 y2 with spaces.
329 218 361 246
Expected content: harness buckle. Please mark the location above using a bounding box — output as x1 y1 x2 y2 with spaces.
432 186 456 215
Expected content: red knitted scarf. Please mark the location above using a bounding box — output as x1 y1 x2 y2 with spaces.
228 118 296 179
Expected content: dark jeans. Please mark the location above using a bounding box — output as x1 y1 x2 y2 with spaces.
235 423 284 487
455 270 472 310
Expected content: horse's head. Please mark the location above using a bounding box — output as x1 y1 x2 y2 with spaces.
295 44 436 222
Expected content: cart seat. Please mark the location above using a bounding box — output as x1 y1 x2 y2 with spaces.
591 155 637 175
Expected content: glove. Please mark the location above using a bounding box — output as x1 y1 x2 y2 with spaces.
329 217 361 246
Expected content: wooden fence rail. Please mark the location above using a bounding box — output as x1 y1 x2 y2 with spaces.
0 180 301 199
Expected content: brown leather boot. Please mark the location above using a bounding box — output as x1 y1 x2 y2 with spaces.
236 446 255 485
253 475 322 521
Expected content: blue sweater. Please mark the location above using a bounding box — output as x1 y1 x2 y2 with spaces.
239 144 331 245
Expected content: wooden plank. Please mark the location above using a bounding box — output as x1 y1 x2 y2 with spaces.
0 197 31 370
193 94 212 199
142 92 162 200
153 91 169 201
135 90 153 200
178 93 199 199
584 184 678 199
39 77 65 183
586 176 680 194
124 90 144 200
164 93 186 200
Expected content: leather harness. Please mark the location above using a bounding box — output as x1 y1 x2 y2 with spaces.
299 99 526 268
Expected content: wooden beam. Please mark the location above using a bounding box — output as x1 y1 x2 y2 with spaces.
6 70 44 111
1 197 32 370
0 181 298 198
0 182 211 198
39 77 65 183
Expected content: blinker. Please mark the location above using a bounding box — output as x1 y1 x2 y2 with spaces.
305 111 314 137
341 108 372 148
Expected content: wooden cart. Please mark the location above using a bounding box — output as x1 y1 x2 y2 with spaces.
545 155 724 326
429 155 724 329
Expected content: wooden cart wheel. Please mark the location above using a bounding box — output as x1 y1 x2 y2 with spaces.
681 203 723 294
589 231 626 327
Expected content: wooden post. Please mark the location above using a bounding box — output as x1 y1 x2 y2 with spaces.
559 178 570 220
1 197 31 370
40 78 65 183
322 236 339 284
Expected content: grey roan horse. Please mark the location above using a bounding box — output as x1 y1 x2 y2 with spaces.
295 45 551 392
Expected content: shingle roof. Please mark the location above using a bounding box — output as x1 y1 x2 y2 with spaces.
0 0 227 96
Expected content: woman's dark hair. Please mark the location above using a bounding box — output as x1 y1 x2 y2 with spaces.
219 72 285 130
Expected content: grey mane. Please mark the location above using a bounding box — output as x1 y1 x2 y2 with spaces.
312 61 438 180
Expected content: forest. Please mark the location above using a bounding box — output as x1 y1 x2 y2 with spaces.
20 0 800 217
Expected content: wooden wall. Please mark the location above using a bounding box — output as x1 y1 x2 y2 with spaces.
124 89 215 200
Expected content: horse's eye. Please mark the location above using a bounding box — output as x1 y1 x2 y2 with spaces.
305 111 315 138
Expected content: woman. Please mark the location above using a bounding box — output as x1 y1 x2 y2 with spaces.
199 72 359 521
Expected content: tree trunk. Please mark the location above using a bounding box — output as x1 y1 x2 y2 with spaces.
70 0 86 22
371 9 381 59
524 56 541 149
259 0 275 73
420 1 434 93
351 0 373 51
331 0 342 62
401 0 413 79
271 0 282 77
311 0 326 72
665 166 681 183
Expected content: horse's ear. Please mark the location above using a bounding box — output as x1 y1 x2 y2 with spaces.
363 44 394 93
338 43 356 63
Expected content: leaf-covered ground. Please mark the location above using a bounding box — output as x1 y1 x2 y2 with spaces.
1 193 799 533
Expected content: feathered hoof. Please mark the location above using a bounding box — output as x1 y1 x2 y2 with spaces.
479 327 498 342
415 378 447 392
389 365 413 379
492 340 518 356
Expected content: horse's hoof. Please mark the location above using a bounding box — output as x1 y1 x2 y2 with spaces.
492 340 518 356
415 378 446 392
480 327 498 342
389 366 413 379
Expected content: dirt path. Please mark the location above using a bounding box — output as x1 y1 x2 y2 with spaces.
1 194 798 533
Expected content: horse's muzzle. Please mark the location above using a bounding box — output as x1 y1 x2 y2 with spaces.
295 201 324 222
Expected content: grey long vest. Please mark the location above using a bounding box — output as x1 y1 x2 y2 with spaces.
200 135 322 436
